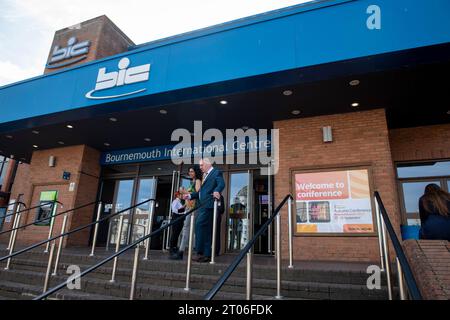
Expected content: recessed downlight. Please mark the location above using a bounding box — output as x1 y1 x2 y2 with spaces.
283 90 293 96
5 135 13 139
66 125 73 129
58 141 65 145
447 110 450 115
109 117 118 122
241 126 249 130
144 138 151 142
219 100 228 105
349 80 360 86
32 130 40 134
32 145 38 148
351 102 359 107
159 109 167 114
104 142 110 147
291 110 301 115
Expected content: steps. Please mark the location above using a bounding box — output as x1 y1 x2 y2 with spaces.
0 246 390 300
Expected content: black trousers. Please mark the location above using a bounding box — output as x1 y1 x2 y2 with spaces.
169 214 186 250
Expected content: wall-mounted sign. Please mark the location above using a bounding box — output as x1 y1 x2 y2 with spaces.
85 57 150 100
100 138 271 165
46 37 90 69
62 171 71 180
293 168 374 235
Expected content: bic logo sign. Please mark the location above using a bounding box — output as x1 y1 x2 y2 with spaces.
85 57 151 100
46 37 90 69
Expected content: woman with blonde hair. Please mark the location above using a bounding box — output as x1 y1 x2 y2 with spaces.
418 183 450 240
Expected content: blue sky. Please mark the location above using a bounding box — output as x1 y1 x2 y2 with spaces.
0 0 308 86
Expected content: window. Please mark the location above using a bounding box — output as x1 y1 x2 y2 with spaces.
396 160 450 226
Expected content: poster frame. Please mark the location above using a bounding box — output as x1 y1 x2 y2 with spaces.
289 163 378 237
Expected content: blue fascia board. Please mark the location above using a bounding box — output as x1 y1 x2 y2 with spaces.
1 0 450 126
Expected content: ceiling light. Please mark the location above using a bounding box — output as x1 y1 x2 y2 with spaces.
447 110 450 115
219 100 228 105
157 167 162 170
33 145 38 148
5 135 13 139
291 110 301 115
351 102 359 107
241 126 249 130
283 90 293 96
104 143 110 147
159 109 167 114
66 125 73 129
109 117 118 122
349 80 360 86
144 138 151 142
32 130 40 134
58 141 65 145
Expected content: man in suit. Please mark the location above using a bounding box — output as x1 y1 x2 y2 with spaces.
185 158 225 263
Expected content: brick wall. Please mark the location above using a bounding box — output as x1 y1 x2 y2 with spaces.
274 108 400 262
44 15 134 74
403 240 450 300
389 123 450 162
0 145 100 248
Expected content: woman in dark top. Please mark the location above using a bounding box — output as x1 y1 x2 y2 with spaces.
418 183 450 241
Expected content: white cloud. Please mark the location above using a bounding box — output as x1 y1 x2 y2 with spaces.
0 60 42 86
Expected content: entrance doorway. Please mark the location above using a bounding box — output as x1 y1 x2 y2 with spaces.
94 161 274 255
226 168 272 255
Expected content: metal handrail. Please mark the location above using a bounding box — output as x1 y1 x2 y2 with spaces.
1 201 61 221
374 191 422 300
0 198 153 263
33 202 206 300
0 200 95 237
204 194 293 300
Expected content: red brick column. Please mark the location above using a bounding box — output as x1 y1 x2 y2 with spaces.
274 108 400 262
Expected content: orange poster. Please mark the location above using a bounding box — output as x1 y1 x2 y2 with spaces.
295 171 348 201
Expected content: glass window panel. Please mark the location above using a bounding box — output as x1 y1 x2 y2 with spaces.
131 178 156 243
110 179 134 245
227 172 249 251
402 181 441 213
397 161 450 178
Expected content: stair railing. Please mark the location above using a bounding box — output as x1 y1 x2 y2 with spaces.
374 191 422 300
204 194 294 300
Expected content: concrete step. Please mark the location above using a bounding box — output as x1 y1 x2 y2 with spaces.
0 258 389 300
0 248 378 285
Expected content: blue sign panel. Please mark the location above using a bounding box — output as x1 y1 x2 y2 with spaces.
1 0 450 128
101 138 271 165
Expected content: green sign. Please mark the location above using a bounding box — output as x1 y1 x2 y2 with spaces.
34 191 58 226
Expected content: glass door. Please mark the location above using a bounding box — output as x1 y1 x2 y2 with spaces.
130 178 157 243
227 171 252 252
108 179 135 247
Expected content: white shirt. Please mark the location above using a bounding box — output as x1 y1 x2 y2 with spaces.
202 166 214 182
171 198 184 214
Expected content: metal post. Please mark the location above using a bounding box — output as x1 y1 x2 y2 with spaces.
90 202 102 257
110 214 124 283
396 256 407 300
144 200 155 260
52 213 68 276
267 163 273 254
164 171 177 251
184 212 195 291
375 198 385 271
5 203 22 270
44 204 58 253
381 218 393 300
6 202 19 250
287 197 294 269
246 251 253 300
210 199 218 264
43 240 56 294
275 212 282 299
129 245 140 300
